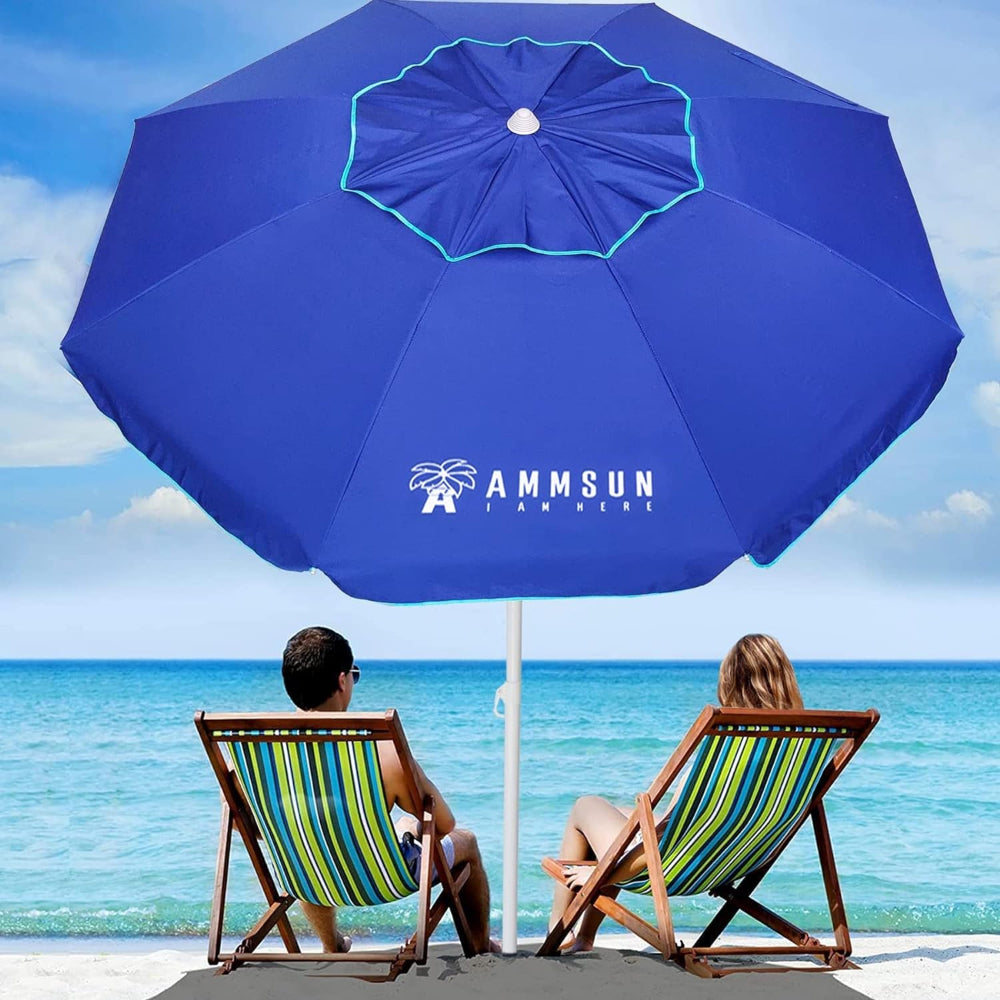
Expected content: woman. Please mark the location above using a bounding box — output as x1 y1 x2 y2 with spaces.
548 634 804 952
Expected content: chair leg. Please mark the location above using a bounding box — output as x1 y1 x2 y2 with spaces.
813 803 852 956
386 953 416 982
414 807 436 963
681 808 858 977
222 770 300 955
637 792 677 960
413 798 477 960
210 793 300 971
539 795 677 967
537 865 608 956
438 849 477 958
717 887 824 950
592 893 663 952
402 863 472 962
208 797 233 965
694 862 773 948
429 828 477 955
223 895 296 972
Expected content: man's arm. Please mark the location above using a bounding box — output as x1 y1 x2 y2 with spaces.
378 741 457 834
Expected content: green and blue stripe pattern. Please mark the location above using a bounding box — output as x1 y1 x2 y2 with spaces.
219 731 418 907
618 726 843 897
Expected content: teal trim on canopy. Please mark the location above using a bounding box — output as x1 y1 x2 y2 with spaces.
341 36 704 261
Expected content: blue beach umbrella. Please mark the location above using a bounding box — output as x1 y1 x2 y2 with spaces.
61 1 961 951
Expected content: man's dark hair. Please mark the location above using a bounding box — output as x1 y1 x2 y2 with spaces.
282 626 354 710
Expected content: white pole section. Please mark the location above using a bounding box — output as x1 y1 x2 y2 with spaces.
502 599 523 954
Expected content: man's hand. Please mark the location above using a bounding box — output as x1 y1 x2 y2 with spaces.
564 865 595 891
394 813 421 840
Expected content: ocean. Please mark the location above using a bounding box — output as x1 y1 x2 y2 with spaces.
1 660 998 943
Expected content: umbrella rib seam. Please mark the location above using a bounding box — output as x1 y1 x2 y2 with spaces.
377 0 644 123
693 95 884 114
376 0 455 45
604 259 746 555
701 187 961 334
585 5 644 44
378 0 641 47
62 189 345 344
449 140 521 259
142 95 354 121
316 260 453 564
533 140 608 253
726 49 868 111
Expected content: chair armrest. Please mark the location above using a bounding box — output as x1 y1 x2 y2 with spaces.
421 793 439 831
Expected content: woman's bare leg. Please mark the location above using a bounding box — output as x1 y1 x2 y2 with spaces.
548 796 630 948
572 896 609 950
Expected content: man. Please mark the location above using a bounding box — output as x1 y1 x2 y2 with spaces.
281 625 496 954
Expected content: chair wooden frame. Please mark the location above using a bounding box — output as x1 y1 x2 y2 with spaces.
537 705 879 977
194 709 477 980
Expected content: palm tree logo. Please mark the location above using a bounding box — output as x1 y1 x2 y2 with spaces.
410 459 477 514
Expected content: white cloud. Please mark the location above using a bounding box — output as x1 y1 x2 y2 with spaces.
917 490 993 530
111 487 207 526
817 495 899 530
0 172 125 467
0 487 218 593
817 488 994 540
66 509 95 528
946 490 993 519
817 496 859 525
974 381 1000 429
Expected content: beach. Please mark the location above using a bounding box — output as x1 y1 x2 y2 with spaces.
3 934 999 1000
2 660 998 997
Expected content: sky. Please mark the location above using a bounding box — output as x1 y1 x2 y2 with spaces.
1 0 998 660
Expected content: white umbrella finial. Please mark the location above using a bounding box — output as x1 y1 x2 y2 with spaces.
506 107 540 135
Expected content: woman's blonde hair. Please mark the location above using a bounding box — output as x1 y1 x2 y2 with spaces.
718 634 804 710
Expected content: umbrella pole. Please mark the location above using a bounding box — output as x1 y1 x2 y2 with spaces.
502 599 522 954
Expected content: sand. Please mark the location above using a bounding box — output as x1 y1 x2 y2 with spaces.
1 934 998 1000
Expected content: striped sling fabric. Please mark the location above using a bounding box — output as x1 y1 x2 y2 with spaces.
218 730 419 907
617 725 844 897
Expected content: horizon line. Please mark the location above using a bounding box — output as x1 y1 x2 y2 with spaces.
2 657 998 664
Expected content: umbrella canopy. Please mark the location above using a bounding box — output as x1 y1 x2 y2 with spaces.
61 0 961 952
62 1 960 604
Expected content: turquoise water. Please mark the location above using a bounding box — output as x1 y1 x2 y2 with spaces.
1 660 998 941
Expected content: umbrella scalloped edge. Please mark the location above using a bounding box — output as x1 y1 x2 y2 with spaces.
340 36 705 261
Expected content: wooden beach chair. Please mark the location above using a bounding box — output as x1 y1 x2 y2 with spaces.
194 710 476 980
538 705 879 976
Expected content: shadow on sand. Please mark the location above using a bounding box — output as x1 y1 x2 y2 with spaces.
151 946 870 999
856 943 1000 965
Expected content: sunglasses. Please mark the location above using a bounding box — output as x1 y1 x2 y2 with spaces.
348 665 361 683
